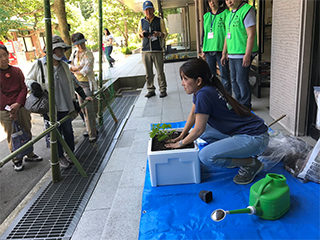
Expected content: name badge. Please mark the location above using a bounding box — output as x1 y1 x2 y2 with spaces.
208 32 214 39
227 32 231 39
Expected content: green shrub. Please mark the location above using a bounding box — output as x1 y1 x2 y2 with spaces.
86 43 99 51
121 47 132 54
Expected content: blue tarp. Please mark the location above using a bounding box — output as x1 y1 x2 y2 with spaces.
139 122 320 240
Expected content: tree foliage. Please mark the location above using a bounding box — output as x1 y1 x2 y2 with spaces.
79 0 94 20
101 0 144 47
0 0 144 48
0 0 45 39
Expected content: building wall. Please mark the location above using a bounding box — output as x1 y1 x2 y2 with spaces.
189 5 197 50
269 0 303 134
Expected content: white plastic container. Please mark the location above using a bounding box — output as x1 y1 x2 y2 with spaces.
147 137 200 187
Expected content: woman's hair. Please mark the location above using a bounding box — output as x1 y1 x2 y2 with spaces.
71 32 85 44
104 28 111 35
206 0 226 10
179 58 254 117
0 44 8 54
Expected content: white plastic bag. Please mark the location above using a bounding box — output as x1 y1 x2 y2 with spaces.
313 86 320 129
297 138 320 183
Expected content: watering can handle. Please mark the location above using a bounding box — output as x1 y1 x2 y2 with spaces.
253 177 273 207
257 177 273 196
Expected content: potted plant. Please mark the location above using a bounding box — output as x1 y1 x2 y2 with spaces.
147 123 200 187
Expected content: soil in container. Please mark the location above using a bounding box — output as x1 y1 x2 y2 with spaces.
151 131 195 151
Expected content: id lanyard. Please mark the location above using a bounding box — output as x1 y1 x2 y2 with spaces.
227 11 236 39
207 13 217 39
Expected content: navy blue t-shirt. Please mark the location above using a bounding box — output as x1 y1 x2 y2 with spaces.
193 85 267 136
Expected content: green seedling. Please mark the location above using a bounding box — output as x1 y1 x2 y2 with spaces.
149 123 175 141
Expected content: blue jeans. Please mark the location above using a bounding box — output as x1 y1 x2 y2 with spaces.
229 58 252 109
44 112 75 158
199 124 269 168
206 52 231 94
105 46 113 65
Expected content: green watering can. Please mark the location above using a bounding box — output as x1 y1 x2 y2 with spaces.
211 173 290 221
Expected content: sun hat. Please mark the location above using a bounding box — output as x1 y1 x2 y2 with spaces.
52 35 71 51
143 1 154 11
43 35 71 52
71 33 87 46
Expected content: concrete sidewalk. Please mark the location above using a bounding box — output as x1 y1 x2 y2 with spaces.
1 54 316 239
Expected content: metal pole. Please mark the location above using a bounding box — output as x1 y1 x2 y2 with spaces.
98 0 103 125
0 96 99 168
0 112 71 167
44 0 60 182
55 129 87 177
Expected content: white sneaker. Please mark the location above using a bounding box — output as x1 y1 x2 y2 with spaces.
13 160 24 171
59 157 71 170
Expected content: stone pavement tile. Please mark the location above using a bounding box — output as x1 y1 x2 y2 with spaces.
130 138 149 154
119 153 146 188
103 147 130 173
134 131 149 143
116 129 136 148
134 95 148 108
162 107 184 123
85 171 122 211
100 187 143 240
136 116 161 133
71 208 110 240
142 104 163 117
129 106 144 118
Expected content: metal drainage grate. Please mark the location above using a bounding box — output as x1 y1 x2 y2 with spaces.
1 96 138 240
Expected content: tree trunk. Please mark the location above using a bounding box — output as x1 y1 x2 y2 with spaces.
53 0 71 58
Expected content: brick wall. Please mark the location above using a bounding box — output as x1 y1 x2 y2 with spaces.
269 0 303 134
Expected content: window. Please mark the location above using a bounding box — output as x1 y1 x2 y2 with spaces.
17 37 26 52
24 37 33 52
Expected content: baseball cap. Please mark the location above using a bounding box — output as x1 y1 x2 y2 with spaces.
143 1 154 11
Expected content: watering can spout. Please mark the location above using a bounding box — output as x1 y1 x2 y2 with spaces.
211 206 258 222
229 206 256 215
211 174 290 222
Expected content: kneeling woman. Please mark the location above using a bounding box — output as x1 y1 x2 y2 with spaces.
165 58 269 185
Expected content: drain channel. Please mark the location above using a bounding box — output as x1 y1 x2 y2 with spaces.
1 96 138 240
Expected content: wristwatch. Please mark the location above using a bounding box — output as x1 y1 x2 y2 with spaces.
179 140 186 147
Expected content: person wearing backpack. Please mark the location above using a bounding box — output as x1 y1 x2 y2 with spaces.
26 35 77 170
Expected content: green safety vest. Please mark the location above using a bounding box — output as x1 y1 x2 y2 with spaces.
202 9 229 52
226 3 258 55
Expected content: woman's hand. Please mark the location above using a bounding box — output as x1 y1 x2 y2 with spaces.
8 102 20 121
199 52 206 60
221 54 228 66
164 141 181 149
166 133 183 144
242 54 251 67
71 65 82 72
164 135 184 149
85 96 93 102
9 103 21 115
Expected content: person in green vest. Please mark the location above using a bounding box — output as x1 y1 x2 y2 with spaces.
201 0 231 94
221 0 259 109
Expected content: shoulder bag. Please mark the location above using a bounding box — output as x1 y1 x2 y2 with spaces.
25 59 49 114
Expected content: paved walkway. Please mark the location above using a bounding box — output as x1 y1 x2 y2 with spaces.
1 53 316 239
